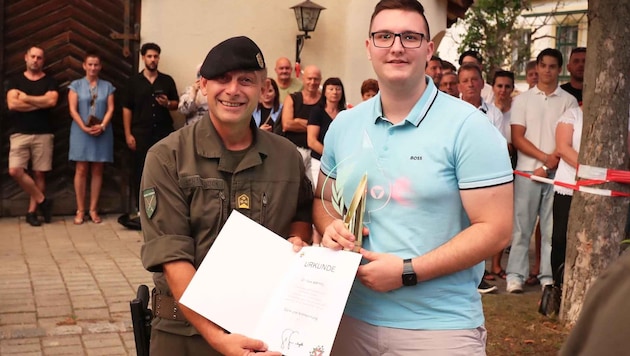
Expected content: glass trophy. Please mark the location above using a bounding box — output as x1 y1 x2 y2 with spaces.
343 174 367 252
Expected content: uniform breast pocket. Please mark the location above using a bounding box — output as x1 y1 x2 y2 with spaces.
179 176 227 233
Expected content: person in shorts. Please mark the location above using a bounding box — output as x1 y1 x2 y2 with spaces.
6 45 58 226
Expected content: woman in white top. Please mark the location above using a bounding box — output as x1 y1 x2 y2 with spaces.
551 106 583 286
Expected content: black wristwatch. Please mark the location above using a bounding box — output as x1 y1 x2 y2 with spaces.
401 258 417 286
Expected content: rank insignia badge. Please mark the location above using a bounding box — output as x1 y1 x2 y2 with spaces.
238 194 250 209
143 187 157 219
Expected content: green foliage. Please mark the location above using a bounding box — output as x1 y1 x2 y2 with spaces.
458 0 532 80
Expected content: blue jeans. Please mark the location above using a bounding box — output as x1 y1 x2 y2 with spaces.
506 173 555 286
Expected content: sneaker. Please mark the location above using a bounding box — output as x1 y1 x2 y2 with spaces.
38 198 53 223
506 280 524 294
478 280 498 294
25 212 41 227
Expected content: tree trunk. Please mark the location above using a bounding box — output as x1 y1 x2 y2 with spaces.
560 0 630 326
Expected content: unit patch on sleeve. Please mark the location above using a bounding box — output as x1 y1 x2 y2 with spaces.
143 187 157 219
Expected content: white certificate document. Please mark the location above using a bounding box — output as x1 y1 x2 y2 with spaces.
179 211 361 356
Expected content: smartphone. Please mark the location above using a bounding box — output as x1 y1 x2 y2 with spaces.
154 89 165 96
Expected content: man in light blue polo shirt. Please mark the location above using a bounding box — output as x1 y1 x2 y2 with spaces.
313 0 514 354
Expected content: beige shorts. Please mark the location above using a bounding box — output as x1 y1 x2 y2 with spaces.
9 133 54 171
332 314 487 356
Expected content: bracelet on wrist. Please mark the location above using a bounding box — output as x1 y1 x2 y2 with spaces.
542 165 549 173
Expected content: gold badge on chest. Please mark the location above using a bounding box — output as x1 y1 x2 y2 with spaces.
237 194 250 209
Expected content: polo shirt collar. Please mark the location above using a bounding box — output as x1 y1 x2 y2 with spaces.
478 98 489 113
533 84 563 97
371 76 439 127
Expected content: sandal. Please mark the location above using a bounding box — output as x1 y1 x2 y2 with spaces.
483 270 495 281
89 210 102 224
73 210 85 225
525 273 540 286
491 269 507 279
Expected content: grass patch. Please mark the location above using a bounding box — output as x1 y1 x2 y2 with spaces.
484 292 569 355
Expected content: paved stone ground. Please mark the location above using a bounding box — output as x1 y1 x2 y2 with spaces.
0 214 153 355
0 213 540 355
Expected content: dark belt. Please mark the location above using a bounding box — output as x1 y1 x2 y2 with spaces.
152 291 187 322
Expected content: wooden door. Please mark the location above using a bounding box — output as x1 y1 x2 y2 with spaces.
0 0 141 217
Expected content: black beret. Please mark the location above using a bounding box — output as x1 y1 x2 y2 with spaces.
200 36 266 79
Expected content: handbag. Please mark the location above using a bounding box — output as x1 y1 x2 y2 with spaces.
87 115 102 127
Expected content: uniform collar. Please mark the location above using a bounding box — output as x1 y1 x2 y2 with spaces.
194 115 269 172
371 76 439 127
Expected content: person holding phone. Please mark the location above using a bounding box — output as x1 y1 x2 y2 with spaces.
122 42 178 214
178 64 208 126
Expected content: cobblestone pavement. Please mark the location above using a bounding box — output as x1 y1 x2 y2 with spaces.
0 213 541 355
0 215 153 355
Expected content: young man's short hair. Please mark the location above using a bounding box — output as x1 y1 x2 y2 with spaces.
537 48 563 68
141 43 161 56
370 0 431 39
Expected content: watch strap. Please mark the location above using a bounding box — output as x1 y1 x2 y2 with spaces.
403 258 414 274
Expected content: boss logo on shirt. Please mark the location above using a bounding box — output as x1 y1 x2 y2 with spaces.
410 156 423 161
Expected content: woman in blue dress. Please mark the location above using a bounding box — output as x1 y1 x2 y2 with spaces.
68 51 115 224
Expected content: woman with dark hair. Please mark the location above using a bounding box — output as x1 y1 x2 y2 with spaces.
68 51 115 224
252 78 282 132
307 77 345 189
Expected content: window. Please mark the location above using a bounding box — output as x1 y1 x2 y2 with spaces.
512 29 532 77
556 25 578 77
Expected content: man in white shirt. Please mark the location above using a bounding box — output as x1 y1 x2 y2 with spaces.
458 50 494 103
458 63 504 133
506 48 578 293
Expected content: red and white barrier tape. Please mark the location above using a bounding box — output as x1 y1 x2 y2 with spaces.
577 164 630 184
514 169 630 197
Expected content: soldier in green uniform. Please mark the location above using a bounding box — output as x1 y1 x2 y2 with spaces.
140 36 313 356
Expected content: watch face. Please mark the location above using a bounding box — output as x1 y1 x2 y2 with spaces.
402 273 417 286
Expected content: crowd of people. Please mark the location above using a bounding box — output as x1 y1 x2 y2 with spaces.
429 46 585 311
6 0 604 354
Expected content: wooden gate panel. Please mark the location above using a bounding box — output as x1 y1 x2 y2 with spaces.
1 0 140 217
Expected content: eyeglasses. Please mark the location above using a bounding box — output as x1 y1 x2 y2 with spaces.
370 31 426 49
